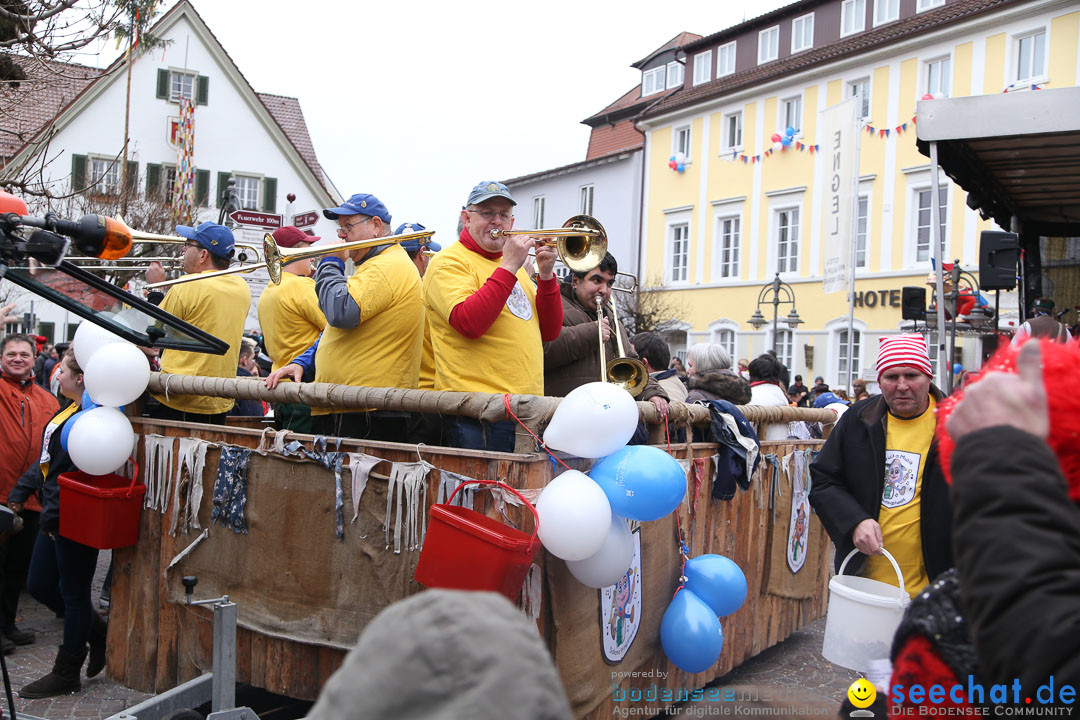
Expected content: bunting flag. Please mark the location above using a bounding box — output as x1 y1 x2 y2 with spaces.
171 96 196 226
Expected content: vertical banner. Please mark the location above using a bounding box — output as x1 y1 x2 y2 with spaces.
820 98 859 294
171 96 196 227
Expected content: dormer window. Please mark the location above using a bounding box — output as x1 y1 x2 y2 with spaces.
643 66 665 96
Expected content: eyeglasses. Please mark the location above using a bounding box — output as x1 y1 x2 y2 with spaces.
467 209 514 223
184 241 203 251
338 217 372 234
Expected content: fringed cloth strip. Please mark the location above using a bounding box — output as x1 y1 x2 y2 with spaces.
170 438 207 536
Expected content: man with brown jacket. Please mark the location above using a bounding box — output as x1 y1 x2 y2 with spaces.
542 254 668 416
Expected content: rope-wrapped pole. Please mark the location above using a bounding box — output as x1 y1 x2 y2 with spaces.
147 373 839 451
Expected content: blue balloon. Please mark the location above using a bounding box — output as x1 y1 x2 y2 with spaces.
785 126 795 137
660 589 724 673
81 390 99 410
60 409 90 452
676 163 685 172
684 554 748 617
952 362 963 375
781 136 792 146
589 446 686 521
669 155 677 162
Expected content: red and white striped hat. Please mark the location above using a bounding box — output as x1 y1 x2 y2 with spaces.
876 335 934 379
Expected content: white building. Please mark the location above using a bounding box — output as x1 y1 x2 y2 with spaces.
1 0 340 341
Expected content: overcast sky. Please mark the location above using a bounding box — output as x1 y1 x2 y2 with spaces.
97 0 791 243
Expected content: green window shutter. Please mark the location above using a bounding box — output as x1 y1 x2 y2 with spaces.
262 177 277 213
156 69 169 99
125 160 139 195
71 154 87 191
195 169 210 206
196 76 209 106
216 172 231 208
146 163 161 197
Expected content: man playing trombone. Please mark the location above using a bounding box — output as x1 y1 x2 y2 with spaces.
422 181 563 452
143 222 250 423
266 194 423 441
543 252 668 414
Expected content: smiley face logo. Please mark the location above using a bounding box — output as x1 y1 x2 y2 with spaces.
847 679 876 709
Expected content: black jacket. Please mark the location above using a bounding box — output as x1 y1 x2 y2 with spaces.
685 369 752 406
951 426 1080 697
9 405 78 533
808 387 953 578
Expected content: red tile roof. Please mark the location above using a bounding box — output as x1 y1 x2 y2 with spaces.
586 120 643 161
631 32 704 68
645 0 1022 119
256 93 327 191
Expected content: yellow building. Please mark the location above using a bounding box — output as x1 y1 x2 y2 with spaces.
636 0 1079 389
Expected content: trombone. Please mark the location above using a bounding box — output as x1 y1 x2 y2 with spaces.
595 292 648 397
109 216 263 263
145 227 437 289
493 214 607 274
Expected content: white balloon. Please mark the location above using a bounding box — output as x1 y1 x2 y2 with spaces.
566 515 634 588
543 382 639 459
72 320 127 369
84 342 151 407
67 407 135 476
536 470 612 561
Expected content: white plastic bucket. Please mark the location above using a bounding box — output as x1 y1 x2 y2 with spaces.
821 548 911 672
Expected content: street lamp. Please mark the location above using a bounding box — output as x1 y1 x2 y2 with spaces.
748 273 803 353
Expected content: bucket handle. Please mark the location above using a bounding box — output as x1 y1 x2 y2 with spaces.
837 547 907 599
123 460 140 499
444 479 539 540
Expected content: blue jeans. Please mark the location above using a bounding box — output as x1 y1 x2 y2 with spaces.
27 532 99 655
444 417 517 453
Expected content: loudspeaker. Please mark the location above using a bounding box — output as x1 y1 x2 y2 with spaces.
902 287 926 320
979 231 1019 290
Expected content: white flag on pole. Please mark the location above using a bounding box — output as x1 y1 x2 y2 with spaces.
820 98 859 294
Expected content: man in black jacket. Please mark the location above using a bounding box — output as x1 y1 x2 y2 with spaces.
809 335 952 598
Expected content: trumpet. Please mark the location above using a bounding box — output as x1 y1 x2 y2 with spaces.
66 257 187 271
145 228 437 289
492 214 607 274
596 293 648 397
128 237 263 264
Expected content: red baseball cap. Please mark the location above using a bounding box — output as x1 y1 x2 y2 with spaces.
272 226 320 248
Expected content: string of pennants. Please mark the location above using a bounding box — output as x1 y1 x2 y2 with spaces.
728 114 918 164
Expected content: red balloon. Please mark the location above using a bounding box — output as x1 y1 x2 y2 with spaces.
921 93 934 101
770 133 782 143
669 160 677 170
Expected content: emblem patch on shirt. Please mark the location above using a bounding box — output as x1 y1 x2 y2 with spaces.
505 282 533 320
881 450 919 508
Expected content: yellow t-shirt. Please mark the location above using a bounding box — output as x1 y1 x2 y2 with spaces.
312 244 423 414
864 395 937 598
422 242 543 396
152 272 251 415
418 318 435 391
257 272 325 372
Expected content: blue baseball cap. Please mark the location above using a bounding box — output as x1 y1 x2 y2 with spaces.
176 222 235 258
394 222 441 253
467 181 516 207
323 193 392 223
814 392 849 408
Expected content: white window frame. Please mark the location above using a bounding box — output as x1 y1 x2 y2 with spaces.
714 214 741 280
906 178 950 267
769 328 795 371
708 319 739 360
825 317 868 388
925 56 952 97
668 222 690 285
848 77 871 119
89 156 120 195
533 195 545 228
841 0 866 36
758 26 779 64
854 193 870 270
579 185 594 216
234 173 261 210
693 50 712 86
1014 29 1048 84
673 124 692 161
169 70 196 103
161 163 178 202
873 0 898 26
717 41 737 78
781 95 803 135
721 111 743 152
791 13 814 54
642 67 665 96
664 210 692 286
773 205 801 275
916 0 945 10
666 60 684 89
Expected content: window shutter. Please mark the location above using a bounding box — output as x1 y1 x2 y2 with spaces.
196 75 209 106
195 169 210 206
216 172 231 208
156 69 169 99
71 154 87 191
125 160 139 195
262 177 277 213
146 163 161 197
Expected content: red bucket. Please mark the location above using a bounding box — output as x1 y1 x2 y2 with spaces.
414 480 540 601
58 464 145 550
